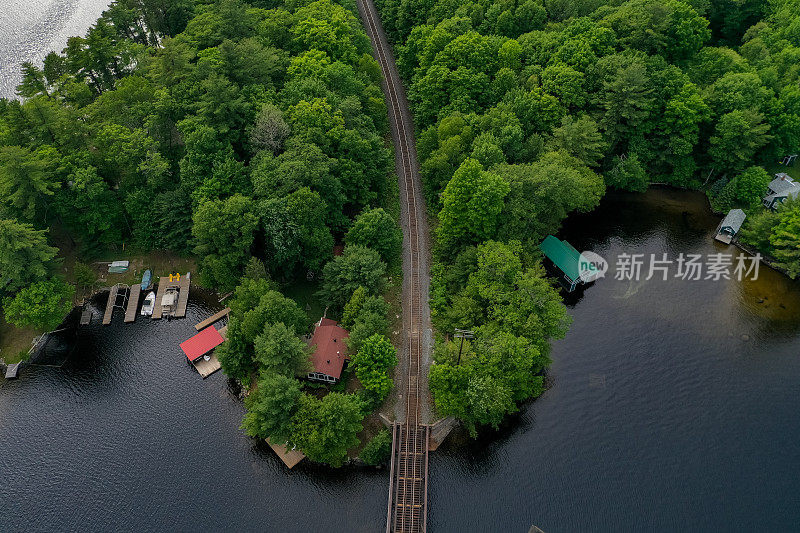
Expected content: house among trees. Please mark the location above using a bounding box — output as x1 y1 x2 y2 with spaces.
763 173 800 209
307 317 350 384
715 209 746 244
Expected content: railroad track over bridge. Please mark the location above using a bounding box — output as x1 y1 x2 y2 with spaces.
356 1 433 531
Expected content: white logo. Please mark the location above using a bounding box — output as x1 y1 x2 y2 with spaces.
578 251 608 282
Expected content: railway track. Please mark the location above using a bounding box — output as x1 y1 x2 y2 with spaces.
355 1 430 532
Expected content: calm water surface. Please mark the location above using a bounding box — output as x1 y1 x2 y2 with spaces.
2 188 800 532
0 0 112 98
431 189 800 532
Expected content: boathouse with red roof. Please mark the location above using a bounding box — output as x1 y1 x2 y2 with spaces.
307 317 349 384
180 327 225 362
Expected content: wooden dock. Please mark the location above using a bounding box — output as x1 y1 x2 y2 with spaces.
192 353 221 378
124 285 141 323
152 274 190 320
175 274 190 317
80 307 93 326
195 308 230 331
102 285 119 325
5 362 20 379
266 438 305 468
151 278 167 320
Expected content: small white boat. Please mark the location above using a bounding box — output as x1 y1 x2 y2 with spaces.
140 291 156 316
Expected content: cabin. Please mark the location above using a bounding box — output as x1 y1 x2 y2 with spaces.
307 318 349 384
763 173 800 209
715 209 746 244
539 235 598 292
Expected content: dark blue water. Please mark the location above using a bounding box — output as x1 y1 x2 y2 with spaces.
0 292 386 532
429 189 800 532
2 189 800 532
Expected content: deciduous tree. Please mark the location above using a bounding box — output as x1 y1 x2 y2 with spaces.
254 322 310 377
344 208 402 268
320 246 386 308
192 194 259 290
291 392 364 467
351 334 397 401
2 278 74 331
437 158 509 256
242 372 302 443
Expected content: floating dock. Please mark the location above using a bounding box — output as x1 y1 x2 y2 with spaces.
80 307 93 326
5 362 20 379
152 274 190 320
102 285 119 325
266 438 305 468
195 308 230 331
124 284 141 323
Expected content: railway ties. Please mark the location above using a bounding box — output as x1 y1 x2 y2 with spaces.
356 0 431 531
390 424 430 533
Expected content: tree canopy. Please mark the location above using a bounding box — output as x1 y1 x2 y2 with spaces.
345 207 403 268
291 392 364 467
320 245 387 308
3 278 74 331
0 0 394 296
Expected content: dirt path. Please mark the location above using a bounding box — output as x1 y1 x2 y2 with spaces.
356 0 433 426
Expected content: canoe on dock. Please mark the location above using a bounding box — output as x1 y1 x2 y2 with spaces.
141 269 152 290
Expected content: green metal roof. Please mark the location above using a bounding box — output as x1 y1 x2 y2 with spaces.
539 235 581 281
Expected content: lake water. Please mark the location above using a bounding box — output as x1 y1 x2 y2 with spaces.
2 188 800 532
0 0 112 99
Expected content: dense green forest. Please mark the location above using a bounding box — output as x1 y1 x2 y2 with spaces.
0 0 404 466
374 0 800 432
0 0 394 316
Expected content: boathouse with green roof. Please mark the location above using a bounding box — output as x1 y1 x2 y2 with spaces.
539 235 596 292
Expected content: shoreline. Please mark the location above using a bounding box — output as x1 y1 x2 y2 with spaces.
650 184 795 281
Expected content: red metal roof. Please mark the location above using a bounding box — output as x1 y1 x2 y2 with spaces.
180 327 225 361
309 319 349 379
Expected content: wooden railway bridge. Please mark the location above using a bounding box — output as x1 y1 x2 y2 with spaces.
357 0 432 531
